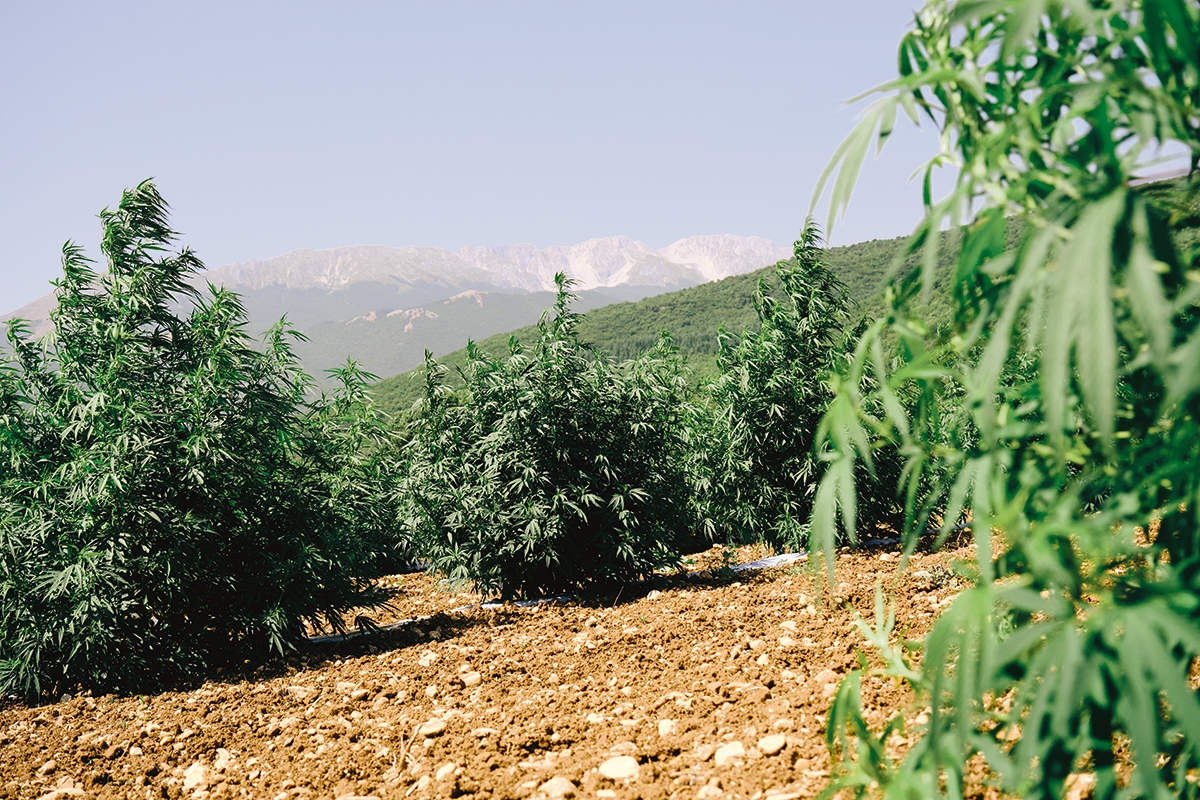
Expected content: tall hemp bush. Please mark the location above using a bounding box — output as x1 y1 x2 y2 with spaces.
0 182 399 701
398 275 700 599
706 222 904 550
809 1 1200 797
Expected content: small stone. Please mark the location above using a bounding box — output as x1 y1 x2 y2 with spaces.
748 639 765 651
37 760 57 775
772 718 795 731
597 755 639 781
435 762 457 782
335 681 358 695
757 734 786 756
596 791 617 799
694 743 718 762
415 775 432 792
471 727 499 738
657 719 677 737
646 590 662 600
182 762 210 792
713 741 746 767
460 671 482 688
778 636 797 648
780 670 796 681
213 748 234 771
287 685 314 702
779 620 798 632
104 744 124 760
813 668 838 685
697 779 724 799
350 688 370 702
425 684 438 698
539 776 577 798
586 713 605 724
418 718 447 737
129 746 143 756
756 654 769 666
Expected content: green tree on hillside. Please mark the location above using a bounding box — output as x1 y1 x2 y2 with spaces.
811 1 1200 797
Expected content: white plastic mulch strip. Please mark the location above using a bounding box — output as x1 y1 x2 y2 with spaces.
730 552 807 572
306 552 809 644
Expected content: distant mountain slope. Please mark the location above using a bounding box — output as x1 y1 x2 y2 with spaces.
2 235 789 382
370 231 956 416
204 235 788 294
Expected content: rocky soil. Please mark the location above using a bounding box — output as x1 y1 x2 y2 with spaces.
0 542 973 800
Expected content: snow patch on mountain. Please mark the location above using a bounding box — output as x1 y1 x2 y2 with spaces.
203 235 789 294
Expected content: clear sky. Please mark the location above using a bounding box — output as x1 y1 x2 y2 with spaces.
1 1 938 314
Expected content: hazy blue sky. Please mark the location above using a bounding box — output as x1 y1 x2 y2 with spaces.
1 1 937 313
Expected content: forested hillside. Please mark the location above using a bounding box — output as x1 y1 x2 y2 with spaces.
370 229 959 416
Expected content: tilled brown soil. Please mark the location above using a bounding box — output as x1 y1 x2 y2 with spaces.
0 543 971 800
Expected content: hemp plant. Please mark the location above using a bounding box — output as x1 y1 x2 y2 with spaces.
706 221 904 550
398 274 699 599
0 182 400 700
811 1 1200 797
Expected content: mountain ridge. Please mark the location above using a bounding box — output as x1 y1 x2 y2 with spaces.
200 234 788 294
2 234 788 383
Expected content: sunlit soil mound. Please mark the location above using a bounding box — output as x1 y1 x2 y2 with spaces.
0 543 975 800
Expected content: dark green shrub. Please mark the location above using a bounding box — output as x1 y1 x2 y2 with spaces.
704 222 904 550
398 275 700 598
812 1 1200 797
0 182 400 700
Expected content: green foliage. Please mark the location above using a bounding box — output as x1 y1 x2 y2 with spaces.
369 232 946 417
703 222 870 549
0 182 402 701
397 275 702 599
812 1 1200 797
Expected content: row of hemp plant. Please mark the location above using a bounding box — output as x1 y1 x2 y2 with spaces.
0 187 903 700
397 228 910 599
812 1 1200 797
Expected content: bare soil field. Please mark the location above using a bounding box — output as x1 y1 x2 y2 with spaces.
0 542 973 800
